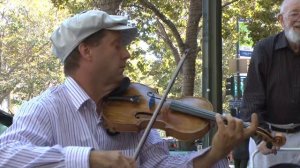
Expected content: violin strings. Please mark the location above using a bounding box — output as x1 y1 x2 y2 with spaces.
170 100 250 128
170 100 217 121
170 101 281 146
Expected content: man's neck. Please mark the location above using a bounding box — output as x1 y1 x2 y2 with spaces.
71 73 117 104
289 41 300 54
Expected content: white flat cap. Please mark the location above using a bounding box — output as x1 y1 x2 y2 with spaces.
50 10 138 62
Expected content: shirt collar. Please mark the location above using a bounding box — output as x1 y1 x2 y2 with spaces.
64 77 94 111
275 31 289 50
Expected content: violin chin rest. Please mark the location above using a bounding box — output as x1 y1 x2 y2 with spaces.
106 129 120 136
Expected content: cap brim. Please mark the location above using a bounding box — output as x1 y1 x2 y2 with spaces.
106 25 138 45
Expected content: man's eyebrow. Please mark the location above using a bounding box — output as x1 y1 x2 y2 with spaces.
111 35 123 45
289 9 300 12
112 38 122 43
110 40 121 47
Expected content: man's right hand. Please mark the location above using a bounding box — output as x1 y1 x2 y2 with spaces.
89 150 136 168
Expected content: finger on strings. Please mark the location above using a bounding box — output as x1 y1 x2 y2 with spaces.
215 113 225 131
225 114 236 130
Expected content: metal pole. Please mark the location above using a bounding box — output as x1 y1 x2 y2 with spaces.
202 0 222 147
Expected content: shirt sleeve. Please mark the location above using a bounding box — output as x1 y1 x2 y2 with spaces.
139 130 228 168
0 100 92 168
240 40 269 126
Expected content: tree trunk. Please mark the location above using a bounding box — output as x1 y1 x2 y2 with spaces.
182 52 196 96
182 0 202 96
0 90 11 105
139 0 202 97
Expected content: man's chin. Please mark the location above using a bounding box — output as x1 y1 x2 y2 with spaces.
115 74 125 84
285 28 300 44
293 28 300 35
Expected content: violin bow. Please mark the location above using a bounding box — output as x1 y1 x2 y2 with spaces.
133 49 190 160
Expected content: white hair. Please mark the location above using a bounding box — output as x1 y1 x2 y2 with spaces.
280 0 299 13
280 0 288 13
285 28 300 44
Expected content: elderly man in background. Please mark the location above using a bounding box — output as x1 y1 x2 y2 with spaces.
241 0 300 167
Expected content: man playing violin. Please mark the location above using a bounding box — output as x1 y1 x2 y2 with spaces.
241 0 300 167
0 10 258 168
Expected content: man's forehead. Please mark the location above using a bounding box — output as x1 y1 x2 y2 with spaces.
105 31 123 42
106 30 132 46
284 0 300 11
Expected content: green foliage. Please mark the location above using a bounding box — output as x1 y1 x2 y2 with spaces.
247 0 282 44
0 0 285 112
51 0 88 13
54 0 284 102
239 22 253 47
223 0 282 45
122 0 199 96
0 0 68 108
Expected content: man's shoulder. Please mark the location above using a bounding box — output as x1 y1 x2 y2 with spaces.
37 85 67 104
18 84 68 114
257 32 283 46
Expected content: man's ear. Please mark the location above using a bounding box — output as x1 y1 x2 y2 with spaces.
78 43 92 61
278 14 284 28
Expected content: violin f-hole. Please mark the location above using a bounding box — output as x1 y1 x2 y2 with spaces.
135 112 152 119
107 95 141 103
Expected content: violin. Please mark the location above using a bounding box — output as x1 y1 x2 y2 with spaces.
102 83 286 148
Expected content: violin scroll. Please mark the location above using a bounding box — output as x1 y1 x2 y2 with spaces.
255 127 286 147
272 133 286 147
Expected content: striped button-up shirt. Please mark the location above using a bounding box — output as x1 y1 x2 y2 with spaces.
0 77 228 168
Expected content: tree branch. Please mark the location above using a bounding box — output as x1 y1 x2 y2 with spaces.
222 0 239 8
181 0 202 64
156 19 180 64
0 89 12 105
139 0 185 52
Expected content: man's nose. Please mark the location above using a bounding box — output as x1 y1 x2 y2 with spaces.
121 47 130 60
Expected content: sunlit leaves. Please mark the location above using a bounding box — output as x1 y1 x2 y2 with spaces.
51 0 88 13
0 0 284 112
0 0 68 107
